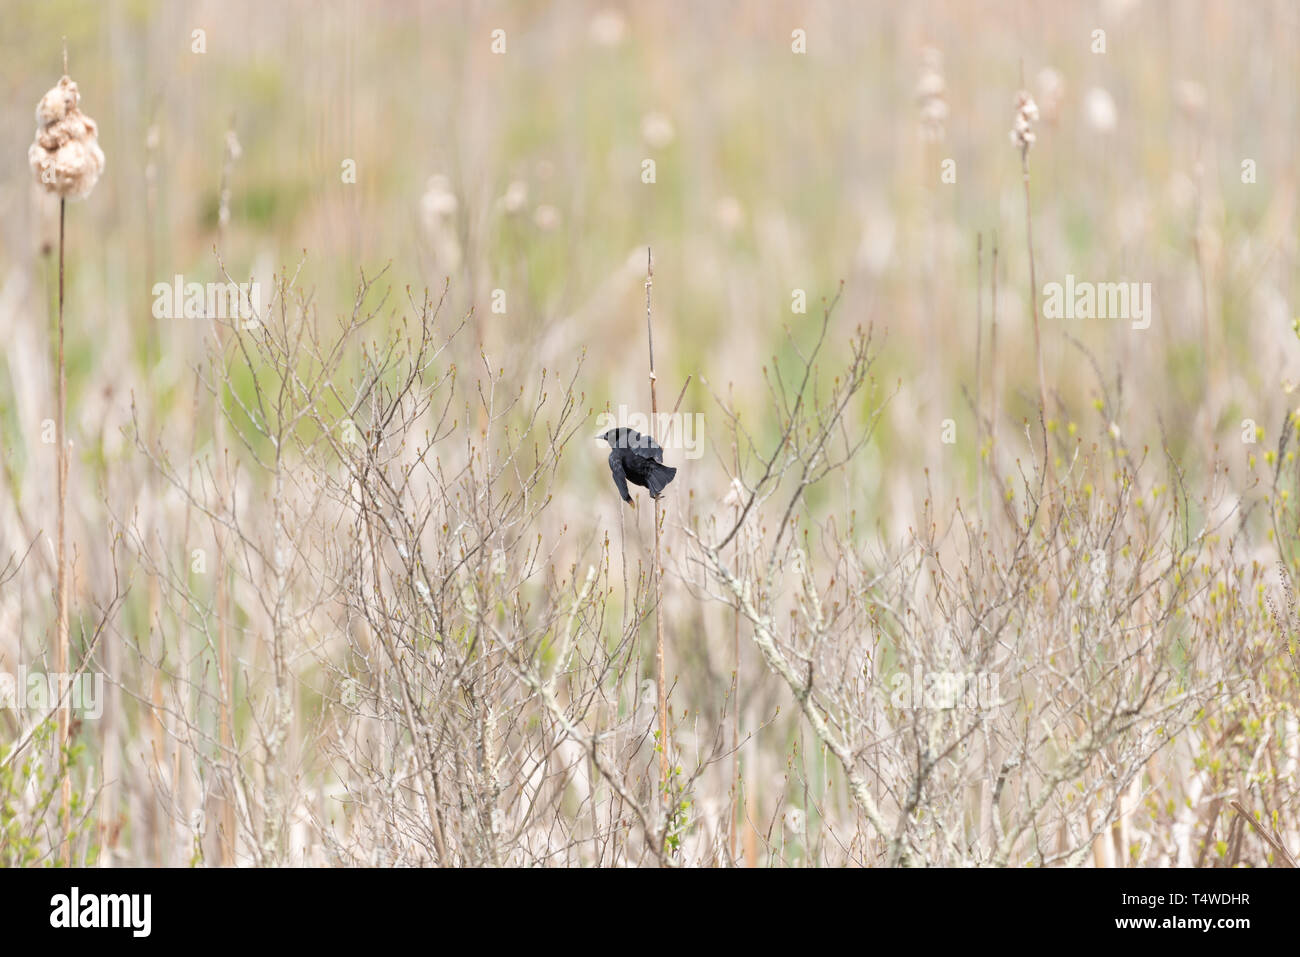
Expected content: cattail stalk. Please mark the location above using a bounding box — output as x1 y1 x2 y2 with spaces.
975 233 983 523
213 120 238 866
990 233 999 478
1021 151 1049 464
729 491 740 864
1012 80 1058 529
56 195 70 866
29 44 104 867
645 248 670 806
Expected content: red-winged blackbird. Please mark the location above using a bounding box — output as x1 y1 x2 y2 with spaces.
600 427 677 506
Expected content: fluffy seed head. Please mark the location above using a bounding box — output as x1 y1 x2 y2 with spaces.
29 75 105 199
1010 90 1039 154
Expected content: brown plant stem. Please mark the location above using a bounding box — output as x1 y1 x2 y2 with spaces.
1230 800 1298 868
990 233 999 467
729 492 740 865
975 233 984 523
213 121 237 865
1020 142 1061 597
56 196 70 867
1021 152 1050 472
645 248 669 807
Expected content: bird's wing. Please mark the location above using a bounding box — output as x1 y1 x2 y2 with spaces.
608 451 633 502
634 434 666 463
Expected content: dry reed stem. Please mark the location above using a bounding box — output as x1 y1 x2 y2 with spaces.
212 120 237 867
56 196 70 866
729 490 740 865
1229 801 1298 868
975 233 983 523
1020 138 1051 488
645 248 670 812
990 233 999 469
1013 75 1063 603
26 43 104 867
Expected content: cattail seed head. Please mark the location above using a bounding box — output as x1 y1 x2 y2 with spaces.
1009 90 1039 154
29 75 105 199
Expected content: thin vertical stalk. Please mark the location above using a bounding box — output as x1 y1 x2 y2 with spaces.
729 494 740 865
645 248 669 802
213 121 236 865
213 323 233 865
975 233 983 524
1021 151 1050 463
1020 137 1062 597
990 233 999 473
56 196 70 867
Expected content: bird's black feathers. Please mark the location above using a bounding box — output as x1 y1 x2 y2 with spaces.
600 427 677 504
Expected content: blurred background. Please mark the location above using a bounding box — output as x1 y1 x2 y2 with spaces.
0 0 1296 865
1 1 1296 532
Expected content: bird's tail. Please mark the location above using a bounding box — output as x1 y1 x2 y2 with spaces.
646 462 678 498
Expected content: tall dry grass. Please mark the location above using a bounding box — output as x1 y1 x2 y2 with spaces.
0 1 1297 867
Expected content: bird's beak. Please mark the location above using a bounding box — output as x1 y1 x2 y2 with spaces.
626 498 636 509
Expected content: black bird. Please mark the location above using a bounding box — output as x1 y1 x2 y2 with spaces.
600 427 677 506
